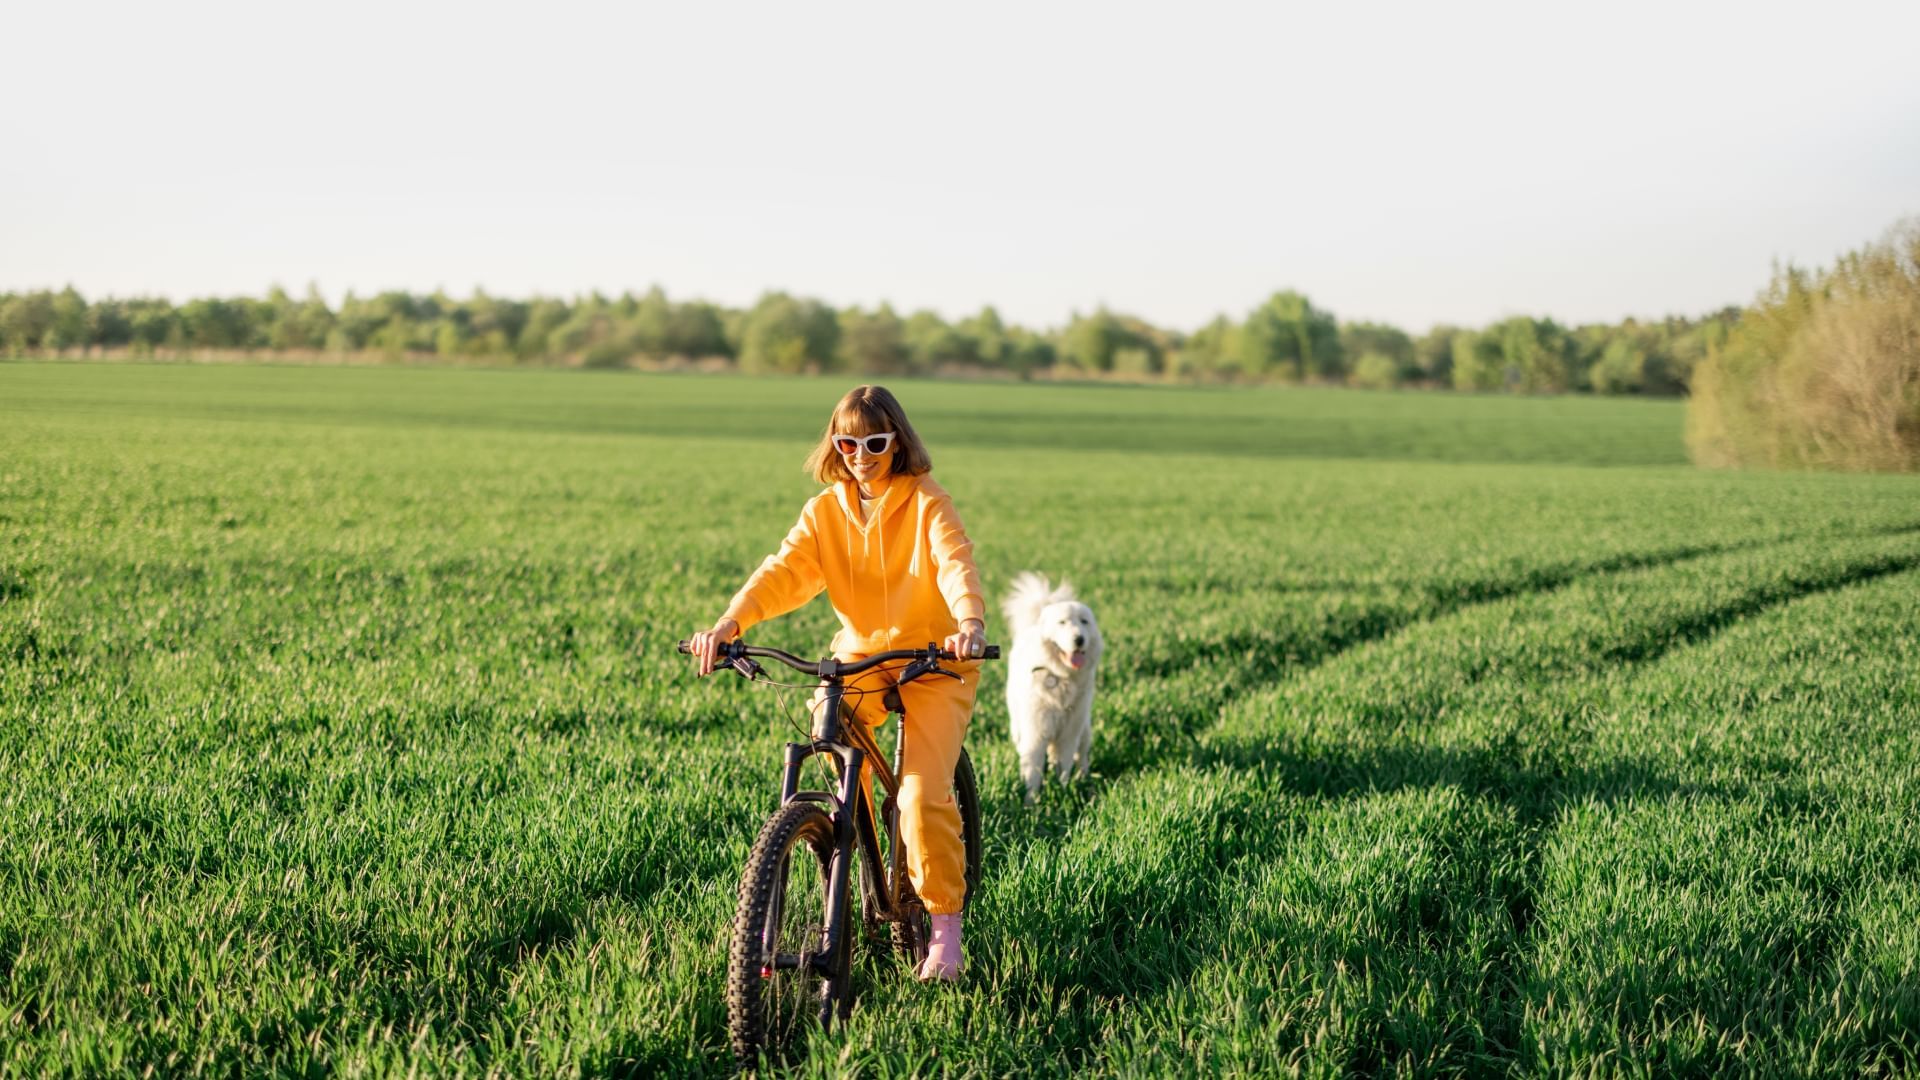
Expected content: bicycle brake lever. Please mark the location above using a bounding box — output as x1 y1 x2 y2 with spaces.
728 656 765 680
899 657 962 684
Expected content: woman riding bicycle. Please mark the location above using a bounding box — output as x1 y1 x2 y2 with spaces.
686 384 987 982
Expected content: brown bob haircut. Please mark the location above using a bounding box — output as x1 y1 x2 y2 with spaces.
804 385 933 484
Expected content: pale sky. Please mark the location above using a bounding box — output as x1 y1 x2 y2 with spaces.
4 0 1917 334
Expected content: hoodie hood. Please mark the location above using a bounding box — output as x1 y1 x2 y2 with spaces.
831 472 921 530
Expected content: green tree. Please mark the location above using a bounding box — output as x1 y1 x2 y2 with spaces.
837 304 909 374
1 291 56 351
374 316 415 361
1657 309 1736 393
458 290 526 358
515 298 570 361
434 320 463 357
1059 309 1122 372
45 287 88 351
904 310 977 372
1413 325 1458 384
631 286 674 358
1349 352 1403 390
668 301 729 358
126 299 178 354
1450 330 1503 391
1237 291 1342 380
1588 337 1647 394
1172 315 1237 379
86 298 134 349
959 307 1008 369
1003 327 1055 378
1494 316 1573 392
265 284 334 350
739 292 839 374
1338 321 1414 381
179 297 255 350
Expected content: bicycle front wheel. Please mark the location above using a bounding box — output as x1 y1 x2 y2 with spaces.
728 801 845 1067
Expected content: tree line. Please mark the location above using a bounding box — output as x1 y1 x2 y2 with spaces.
0 283 1740 396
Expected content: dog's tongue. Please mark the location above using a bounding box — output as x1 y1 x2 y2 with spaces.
1069 650 1087 670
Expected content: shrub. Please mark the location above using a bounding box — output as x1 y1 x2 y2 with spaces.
1349 352 1402 390
1687 220 1920 472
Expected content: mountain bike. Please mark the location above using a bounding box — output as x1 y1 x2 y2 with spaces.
676 638 1000 1067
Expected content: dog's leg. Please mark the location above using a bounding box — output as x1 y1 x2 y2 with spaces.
1071 693 1095 781
1070 720 1092 782
1018 740 1047 803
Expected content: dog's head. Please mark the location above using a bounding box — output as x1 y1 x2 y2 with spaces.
1035 598 1103 673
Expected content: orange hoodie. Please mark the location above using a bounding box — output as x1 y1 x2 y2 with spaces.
721 473 986 655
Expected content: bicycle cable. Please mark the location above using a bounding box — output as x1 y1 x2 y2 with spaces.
752 661 916 793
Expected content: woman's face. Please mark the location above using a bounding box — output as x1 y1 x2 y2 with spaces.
842 434 893 490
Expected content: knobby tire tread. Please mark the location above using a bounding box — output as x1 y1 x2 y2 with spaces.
727 801 838 1069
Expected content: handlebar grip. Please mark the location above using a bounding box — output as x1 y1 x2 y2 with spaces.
677 639 743 656
935 644 1001 661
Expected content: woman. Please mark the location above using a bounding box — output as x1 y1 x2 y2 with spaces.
687 384 987 981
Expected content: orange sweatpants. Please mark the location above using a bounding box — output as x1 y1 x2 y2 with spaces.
813 656 979 916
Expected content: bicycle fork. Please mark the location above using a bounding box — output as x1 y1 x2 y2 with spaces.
774 735 868 1025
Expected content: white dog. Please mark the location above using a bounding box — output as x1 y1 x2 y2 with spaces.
1002 572 1104 802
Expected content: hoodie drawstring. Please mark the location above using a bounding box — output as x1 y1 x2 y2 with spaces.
880 518 893 651
848 484 896 653
908 496 927 579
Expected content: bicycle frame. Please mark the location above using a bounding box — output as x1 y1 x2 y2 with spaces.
776 674 916 985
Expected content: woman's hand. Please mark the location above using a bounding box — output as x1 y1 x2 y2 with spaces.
689 618 741 676
943 618 986 661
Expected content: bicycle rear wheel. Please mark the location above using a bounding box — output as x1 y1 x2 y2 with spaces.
892 747 984 963
727 801 845 1066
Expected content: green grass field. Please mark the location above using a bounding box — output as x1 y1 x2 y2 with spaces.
4 362 1918 1076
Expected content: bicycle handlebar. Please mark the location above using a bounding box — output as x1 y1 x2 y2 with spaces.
675 639 999 678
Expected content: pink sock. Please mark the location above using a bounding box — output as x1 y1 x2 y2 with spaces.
919 913 963 980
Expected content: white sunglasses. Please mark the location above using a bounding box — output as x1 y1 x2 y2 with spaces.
832 431 896 456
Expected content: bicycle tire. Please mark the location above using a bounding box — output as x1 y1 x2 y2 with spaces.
727 801 844 1067
892 747 984 963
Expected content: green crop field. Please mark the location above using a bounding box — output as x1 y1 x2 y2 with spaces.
3 362 1918 1077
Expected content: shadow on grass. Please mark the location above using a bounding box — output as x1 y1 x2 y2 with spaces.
0 566 27 602
976 537 1920 1072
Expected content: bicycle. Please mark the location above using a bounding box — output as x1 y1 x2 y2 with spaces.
676 637 1001 1067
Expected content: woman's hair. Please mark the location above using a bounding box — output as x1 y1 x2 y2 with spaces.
805 385 933 484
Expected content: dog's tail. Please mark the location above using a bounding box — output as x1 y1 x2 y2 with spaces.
1003 571 1074 631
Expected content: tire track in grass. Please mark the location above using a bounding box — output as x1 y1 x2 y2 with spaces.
1102 519 1920 779
1152 532 1920 1072
1597 549 1920 667
1518 567 1920 1075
